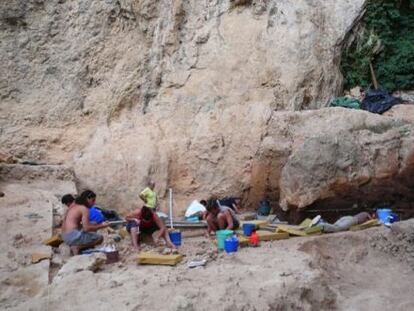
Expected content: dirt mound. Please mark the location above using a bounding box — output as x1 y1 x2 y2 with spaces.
299 222 414 310
370 219 414 268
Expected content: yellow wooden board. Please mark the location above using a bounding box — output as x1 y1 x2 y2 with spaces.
259 226 279 233
43 234 63 247
276 225 308 236
240 220 269 229
350 219 380 231
271 224 304 230
238 231 290 246
137 252 183 266
304 225 322 235
299 218 312 229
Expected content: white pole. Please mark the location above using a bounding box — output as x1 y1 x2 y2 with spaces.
169 188 173 229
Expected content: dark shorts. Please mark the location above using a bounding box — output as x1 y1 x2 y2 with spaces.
218 207 240 230
126 221 159 235
232 220 240 230
62 230 102 247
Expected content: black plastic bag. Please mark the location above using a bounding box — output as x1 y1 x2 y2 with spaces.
361 89 401 114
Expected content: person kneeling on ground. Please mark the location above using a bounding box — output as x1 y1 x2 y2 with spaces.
62 196 109 255
125 205 176 251
205 198 240 237
319 212 372 233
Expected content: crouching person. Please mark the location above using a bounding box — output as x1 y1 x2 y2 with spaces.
205 199 240 236
62 196 109 255
125 205 176 251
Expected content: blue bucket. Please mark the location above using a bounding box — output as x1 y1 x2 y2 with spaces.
224 236 239 253
169 231 182 247
243 223 256 236
377 208 394 224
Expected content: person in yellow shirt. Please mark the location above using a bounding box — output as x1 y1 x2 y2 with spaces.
139 181 157 210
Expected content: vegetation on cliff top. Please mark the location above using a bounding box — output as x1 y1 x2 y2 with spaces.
341 0 414 91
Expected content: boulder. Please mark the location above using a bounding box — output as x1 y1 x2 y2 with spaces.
55 253 106 281
276 107 414 210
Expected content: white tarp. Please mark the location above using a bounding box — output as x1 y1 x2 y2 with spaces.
185 200 206 218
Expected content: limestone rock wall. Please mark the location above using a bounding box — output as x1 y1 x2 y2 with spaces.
2 0 391 214
274 106 414 210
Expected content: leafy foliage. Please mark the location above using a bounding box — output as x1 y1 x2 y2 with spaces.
341 0 414 91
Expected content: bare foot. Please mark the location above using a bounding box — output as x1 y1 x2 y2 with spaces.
167 241 177 249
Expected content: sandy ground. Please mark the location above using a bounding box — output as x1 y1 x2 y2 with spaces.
1 172 414 310
2 223 414 311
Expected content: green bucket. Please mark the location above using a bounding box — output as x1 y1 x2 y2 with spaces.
216 230 233 250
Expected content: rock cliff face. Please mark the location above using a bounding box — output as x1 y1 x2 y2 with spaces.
277 106 414 211
5 0 412 215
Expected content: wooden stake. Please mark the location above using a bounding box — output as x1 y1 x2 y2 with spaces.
169 188 173 229
369 62 379 90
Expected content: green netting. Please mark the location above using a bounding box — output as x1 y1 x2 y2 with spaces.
329 97 360 109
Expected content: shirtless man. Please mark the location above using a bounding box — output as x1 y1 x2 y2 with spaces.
62 196 109 255
205 199 240 237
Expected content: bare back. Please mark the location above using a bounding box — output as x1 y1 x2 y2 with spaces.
62 204 89 233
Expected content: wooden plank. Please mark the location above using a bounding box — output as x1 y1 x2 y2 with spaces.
299 218 312 229
276 225 308 236
238 236 249 246
260 226 278 232
238 231 290 246
258 230 290 241
240 220 269 229
350 219 380 231
166 222 207 229
137 252 183 266
269 223 304 230
304 225 322 235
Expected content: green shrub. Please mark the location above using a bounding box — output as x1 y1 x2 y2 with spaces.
341 0 414 91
